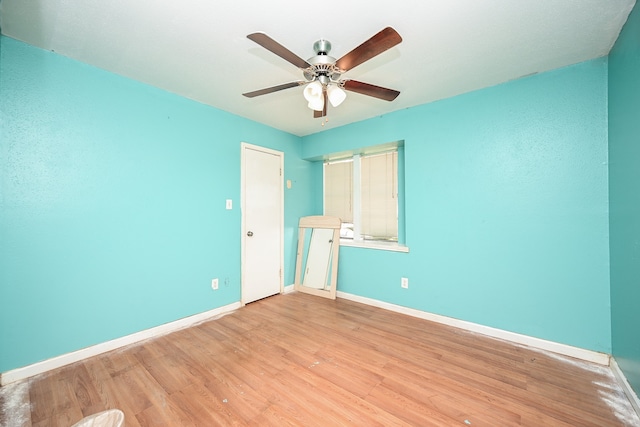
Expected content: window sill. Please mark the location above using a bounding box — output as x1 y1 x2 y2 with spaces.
339 239 409 253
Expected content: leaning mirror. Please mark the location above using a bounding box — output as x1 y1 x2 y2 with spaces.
294 215 341 299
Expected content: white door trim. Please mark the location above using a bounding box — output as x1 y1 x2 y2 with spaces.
240 142 284 305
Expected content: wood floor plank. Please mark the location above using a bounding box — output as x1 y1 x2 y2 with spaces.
306 347 384 398
81 358 143 427
69 363 105 418
171 383 247 426
29 367 80 424
202 377 270 423
279 363 413 427
2 292 638 426
382 350 615 427
365 381 459 427
140 353 198 395
380 353 525 426
247 403 318 427
99 347 140 376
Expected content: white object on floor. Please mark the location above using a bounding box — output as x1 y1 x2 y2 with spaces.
71 409 124 427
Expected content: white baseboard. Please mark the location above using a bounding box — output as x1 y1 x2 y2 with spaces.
0 302 241 386
283 284 295 294
611 357 640 418
336 291 611 366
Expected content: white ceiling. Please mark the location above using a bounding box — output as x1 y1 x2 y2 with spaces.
0 0 635 136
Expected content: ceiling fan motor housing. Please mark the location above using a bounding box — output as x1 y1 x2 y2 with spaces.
313 39 331 55
304 39 342 83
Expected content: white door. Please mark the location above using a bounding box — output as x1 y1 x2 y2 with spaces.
241 143 283 304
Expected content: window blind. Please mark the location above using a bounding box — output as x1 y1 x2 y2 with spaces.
324 159 353 223
324 151 398 242
361 151 398 241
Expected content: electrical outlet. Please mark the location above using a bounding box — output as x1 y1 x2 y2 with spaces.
401 277 409 289
211 278 219 290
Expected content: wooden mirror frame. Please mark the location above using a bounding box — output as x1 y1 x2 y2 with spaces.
294 215 341 300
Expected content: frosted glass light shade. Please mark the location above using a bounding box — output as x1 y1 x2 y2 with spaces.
304 81 324 111
327 85 347 107
303 81 323 102
308 97 324 111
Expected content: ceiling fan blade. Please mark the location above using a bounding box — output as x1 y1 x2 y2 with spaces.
247 33 312 69
335 27 402 72
243 81 305 98
343 80 400 101
313 90 328 118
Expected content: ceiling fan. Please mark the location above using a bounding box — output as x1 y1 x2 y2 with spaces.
243 27 402 119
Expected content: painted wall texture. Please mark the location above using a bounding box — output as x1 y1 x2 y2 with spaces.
609 3 640 395
303 58 611 354
0 36 315 373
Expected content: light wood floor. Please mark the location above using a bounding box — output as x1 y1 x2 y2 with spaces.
1 292 638 426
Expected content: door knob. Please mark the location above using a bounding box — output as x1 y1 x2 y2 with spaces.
247 231 254 237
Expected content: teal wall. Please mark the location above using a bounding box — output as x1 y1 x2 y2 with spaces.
609 3 640 395
0 36 315 373
1 27 628 375
303 58 612 353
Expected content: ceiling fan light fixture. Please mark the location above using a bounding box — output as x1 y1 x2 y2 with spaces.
243 27 402 120
327 84 347 107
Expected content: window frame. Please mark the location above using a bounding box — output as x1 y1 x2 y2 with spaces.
322 142 408 253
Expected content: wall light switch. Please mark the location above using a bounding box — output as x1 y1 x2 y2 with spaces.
226 199 232 210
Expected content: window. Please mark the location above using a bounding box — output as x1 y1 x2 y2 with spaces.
324 150 399 243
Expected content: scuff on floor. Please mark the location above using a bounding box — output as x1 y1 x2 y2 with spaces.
0 380 31 427
521 346 639 426
597 385 640 426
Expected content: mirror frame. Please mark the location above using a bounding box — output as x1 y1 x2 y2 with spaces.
294 215 341 299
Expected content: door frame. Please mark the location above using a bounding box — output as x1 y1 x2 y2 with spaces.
240 142 284 305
